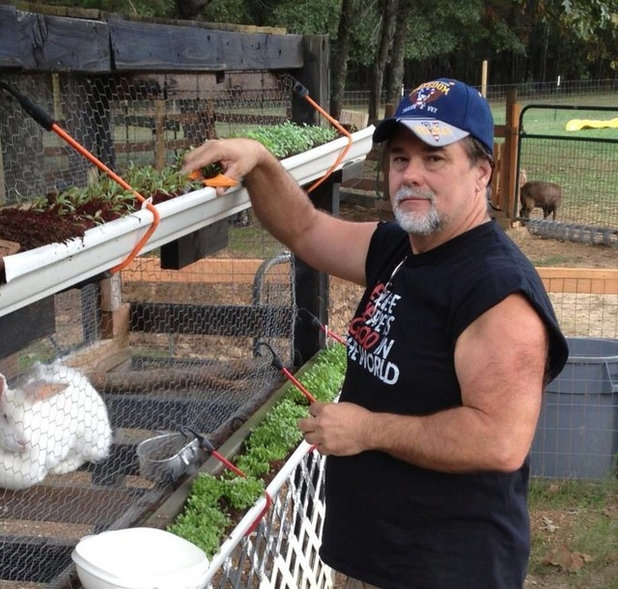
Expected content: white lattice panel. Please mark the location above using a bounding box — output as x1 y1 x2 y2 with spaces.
204 442 334 589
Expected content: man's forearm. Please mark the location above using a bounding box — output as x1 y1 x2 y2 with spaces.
242 148 319 252
367 407 530 473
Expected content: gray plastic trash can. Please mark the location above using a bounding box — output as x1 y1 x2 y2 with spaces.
530 337 618 478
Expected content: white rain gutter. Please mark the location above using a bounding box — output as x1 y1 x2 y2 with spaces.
0 126 375 318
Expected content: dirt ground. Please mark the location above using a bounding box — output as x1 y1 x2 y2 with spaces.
506 224 617 269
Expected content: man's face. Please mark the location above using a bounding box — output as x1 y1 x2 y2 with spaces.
387 126 490 239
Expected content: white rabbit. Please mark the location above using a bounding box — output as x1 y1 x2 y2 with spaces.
0 360 113 490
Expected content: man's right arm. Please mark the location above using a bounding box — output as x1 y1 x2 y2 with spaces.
183 138 376 285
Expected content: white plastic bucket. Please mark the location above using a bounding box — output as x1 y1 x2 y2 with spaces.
72 527 209 589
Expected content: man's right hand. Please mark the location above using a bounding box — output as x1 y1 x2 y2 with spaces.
182 138 272 195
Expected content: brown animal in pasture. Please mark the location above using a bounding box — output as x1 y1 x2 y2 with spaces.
519 179 562 220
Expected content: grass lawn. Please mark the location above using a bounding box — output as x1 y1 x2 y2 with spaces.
527 477 618 588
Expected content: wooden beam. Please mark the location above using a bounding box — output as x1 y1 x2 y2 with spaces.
121 259 618 296
0 6 110 71
64 337 130 377
291 35 330 126
293 173 339 364
500 89 520 218
0 135 5 205
0 7 303 73
121 257 290 284
154 99 166 170
0 5 32 69
160 220 229 270
109 18 304 72
537 267 618 295
124 71 284 99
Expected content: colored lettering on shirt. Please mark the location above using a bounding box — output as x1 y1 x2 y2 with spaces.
347 281 402 385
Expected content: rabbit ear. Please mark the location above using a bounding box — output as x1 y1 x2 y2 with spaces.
22 380 69 401
0 374 6 397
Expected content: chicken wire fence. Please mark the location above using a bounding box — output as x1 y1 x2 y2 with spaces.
0 70 331 586
0 70 294 205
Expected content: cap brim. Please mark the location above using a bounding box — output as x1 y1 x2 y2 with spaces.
373 118 469 146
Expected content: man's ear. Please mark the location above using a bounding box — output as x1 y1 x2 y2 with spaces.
476 158 493 192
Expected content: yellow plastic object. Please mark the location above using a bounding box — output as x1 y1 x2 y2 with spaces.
566 117 618 131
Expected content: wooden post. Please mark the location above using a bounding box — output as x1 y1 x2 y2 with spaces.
205 99 217 139
293 173 341 366
154 99 166 170
490 142 502 212
290 33 332 365
499 88 520 218
384 103 397 118
0 136 5 205
291 34 330 126
52 73 62 120
100 274 129 340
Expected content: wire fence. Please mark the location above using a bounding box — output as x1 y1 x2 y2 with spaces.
516 104 618 241
0 71 292 206
342 77 618 110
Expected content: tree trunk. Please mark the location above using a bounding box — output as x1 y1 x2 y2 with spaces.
174 0 211 19
385 1 412 107
368 0 398 124
329 0 357 120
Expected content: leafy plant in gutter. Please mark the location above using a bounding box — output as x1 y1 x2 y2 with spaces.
235 122 337 159
0 123 339 252
168 342 347 557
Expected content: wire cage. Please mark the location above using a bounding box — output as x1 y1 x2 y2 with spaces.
0 69 322 586
0 71 293 203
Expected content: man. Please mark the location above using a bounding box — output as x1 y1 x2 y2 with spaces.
183 78 568 588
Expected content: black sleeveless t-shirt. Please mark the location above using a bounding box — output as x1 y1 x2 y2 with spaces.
319 220 568 589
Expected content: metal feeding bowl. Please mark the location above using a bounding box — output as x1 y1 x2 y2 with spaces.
136 431 208 484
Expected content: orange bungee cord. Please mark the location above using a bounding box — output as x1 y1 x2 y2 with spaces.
288 77 354 193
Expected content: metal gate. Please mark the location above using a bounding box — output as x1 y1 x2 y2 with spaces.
516 104 618 245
